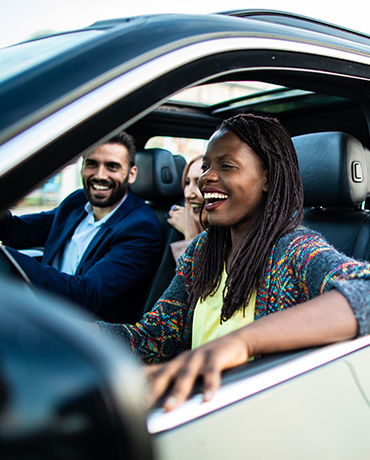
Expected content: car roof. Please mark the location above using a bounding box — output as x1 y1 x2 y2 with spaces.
1 10 370 144
1 10 370 211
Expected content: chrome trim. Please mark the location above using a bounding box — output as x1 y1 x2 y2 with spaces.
146 335 370 434
1 36 370 176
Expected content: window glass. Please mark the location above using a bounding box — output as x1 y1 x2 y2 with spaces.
0 31 104 83
145 137 208 163
11 158 83 215
169 82 281 106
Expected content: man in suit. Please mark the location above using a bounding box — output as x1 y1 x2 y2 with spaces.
0 131 162 323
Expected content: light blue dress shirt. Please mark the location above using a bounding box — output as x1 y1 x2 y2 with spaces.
53 196 127 275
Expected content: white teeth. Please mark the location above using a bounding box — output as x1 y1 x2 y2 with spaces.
93 184 110 190
204 192 228 200
190 203 201 208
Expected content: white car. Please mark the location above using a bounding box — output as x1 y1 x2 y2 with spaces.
1 10 370 459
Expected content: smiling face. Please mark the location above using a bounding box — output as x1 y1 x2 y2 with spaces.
199 129 268 237
81 143 137 219
184 158 207 224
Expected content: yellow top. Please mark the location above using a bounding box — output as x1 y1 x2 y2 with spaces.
192 268 256 349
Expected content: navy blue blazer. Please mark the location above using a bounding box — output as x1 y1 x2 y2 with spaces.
0 189 162 323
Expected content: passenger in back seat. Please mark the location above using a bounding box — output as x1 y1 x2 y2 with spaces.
167 155 208 267
95 114 370 412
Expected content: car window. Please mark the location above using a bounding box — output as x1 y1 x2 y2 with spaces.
0 31 104 83
145 136 208 163
169 81 281 106
11 158 83 215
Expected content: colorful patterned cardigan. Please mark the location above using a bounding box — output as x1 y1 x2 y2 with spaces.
98 226 370 363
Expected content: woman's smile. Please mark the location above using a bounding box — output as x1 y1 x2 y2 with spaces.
202 188 229 212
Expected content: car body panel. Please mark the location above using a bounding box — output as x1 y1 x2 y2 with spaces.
153 345 370 460
147 336 370 434
0 277 152 460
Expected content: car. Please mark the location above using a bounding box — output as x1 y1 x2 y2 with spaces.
1 9 370 459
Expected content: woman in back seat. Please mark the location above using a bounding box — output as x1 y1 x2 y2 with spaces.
167 155 207 267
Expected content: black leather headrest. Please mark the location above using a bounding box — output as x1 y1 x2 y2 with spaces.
131 148 185 203
293 132 369 207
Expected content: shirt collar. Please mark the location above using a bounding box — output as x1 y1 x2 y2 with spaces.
84 192 128 226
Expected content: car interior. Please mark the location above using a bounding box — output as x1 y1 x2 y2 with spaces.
8 79 370 325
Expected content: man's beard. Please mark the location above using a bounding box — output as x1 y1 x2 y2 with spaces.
83 174 129 208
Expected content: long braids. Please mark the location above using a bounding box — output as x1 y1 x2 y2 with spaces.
189 113 304 322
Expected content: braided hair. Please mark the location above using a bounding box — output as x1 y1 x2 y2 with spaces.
189 113 304 322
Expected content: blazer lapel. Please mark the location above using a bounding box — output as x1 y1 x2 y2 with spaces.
75 190 136 274
43 206 86 264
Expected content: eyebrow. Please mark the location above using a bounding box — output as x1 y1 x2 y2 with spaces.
202 152 235 162
84 159 122 168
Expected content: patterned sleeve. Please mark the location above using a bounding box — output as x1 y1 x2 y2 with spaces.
283 229 370 336
98 234 205 363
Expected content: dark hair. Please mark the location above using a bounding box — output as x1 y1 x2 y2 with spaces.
189 113 304 322
107 131 136 168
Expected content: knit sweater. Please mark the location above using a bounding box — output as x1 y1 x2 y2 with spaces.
98 226 370 363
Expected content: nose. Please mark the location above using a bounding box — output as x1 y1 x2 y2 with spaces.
184 182 198 199
95 164 108 180
199 167 217 187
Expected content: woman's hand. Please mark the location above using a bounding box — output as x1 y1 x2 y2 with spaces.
167 205 188 235
144 289 357 412
167 204 201 240
145 330 250 412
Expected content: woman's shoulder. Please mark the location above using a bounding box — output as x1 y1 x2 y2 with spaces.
175 231 207 273
185 230 207 253
274 225 330 258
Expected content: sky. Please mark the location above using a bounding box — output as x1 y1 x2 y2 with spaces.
0 0 369 49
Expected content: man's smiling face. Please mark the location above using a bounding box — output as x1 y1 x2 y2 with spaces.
81 143 136 215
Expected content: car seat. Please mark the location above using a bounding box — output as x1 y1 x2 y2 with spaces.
131 148 186 319
293 131 370 260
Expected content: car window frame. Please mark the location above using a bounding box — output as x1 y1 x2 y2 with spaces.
1 35 370 211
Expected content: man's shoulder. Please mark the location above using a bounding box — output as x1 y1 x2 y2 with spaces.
61 189 87 207
115 190 161 230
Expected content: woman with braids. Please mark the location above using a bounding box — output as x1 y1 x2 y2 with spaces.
96 113 370 411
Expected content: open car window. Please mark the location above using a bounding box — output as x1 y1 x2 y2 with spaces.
10 158 83 215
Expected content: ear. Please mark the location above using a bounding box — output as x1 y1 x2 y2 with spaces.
128 165 138 184
262 169 269 193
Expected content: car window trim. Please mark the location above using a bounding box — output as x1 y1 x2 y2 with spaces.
147 334 370 434
1 35 370 179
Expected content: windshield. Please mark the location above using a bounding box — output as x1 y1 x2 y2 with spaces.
0 30 104 83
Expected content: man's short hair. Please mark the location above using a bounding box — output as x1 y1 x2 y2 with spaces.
107 131 136 168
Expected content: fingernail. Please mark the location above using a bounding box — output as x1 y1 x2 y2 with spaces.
164 396 177 410
203 390 213 402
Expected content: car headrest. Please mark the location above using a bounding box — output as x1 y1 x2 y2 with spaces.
293 132 369 207
131 148 186 203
